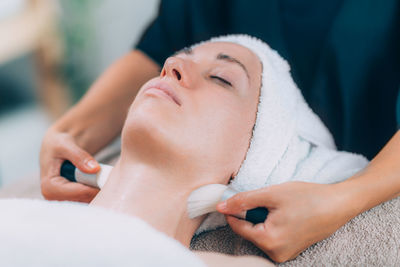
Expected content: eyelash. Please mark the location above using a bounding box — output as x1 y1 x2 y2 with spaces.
210 75 232 87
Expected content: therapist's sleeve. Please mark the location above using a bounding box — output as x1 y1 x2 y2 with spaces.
135 0 190 66
397 88 400 129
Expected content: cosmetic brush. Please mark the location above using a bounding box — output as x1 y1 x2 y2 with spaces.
60 160 113 189
187 184 269 224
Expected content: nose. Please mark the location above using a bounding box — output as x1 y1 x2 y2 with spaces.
160 56 191 88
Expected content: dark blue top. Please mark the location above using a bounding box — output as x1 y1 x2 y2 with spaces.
136 0 400 159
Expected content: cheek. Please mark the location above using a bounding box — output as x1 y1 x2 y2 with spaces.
209 92 258 170
187 93 255 168
218 108 255 161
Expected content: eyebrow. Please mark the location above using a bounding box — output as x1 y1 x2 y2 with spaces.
216 53 250 81
173 48 250 81
172 47 193 56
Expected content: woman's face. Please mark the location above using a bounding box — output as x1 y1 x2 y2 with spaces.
123 42 261 184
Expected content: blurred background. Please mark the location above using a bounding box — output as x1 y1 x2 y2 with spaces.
0 0 159 188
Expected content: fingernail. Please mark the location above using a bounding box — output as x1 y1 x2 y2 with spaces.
86 160 99 169
217 201 227 211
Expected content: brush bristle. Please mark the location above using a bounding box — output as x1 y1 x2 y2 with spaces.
187 184 228 219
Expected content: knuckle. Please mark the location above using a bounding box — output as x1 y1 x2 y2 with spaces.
232 194 247 209
262 239 293 263
53 141 66 154
253 234 269 249
42 193 52 201
40 178 59 201
53 134 73 154
78 188 98 203
40 184 53 200
260 230 281 251
270 253 290 263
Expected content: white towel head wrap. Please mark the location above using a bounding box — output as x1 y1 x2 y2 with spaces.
192 34 336 191
191 35 369 233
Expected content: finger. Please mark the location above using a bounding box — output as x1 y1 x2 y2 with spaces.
226 215 265 245
217 187 275 214
57 140 100 174
40 156 64 181
41 176 100 203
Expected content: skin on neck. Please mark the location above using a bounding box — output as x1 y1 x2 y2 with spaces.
90 154 207 247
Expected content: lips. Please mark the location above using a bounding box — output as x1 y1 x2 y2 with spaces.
143 80 181 106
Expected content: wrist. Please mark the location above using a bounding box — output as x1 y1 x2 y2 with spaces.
329 177 367 221
52 104 123 154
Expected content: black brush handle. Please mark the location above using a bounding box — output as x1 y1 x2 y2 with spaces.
245 207 269 224
60 160 76 182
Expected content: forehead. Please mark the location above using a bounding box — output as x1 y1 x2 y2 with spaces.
189 42 262 88
193 41 258 62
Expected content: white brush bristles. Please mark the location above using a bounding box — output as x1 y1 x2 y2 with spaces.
187 184 228 219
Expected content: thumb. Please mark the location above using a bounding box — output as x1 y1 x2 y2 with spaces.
217 187 275 215
59 142 100 174
226 215 266 244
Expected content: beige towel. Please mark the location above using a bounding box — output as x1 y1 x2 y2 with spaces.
191 196 400 266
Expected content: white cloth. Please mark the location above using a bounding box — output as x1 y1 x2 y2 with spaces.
195 35 368 233
0 199 205 267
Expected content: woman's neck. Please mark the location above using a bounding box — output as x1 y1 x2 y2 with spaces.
90 157 205 246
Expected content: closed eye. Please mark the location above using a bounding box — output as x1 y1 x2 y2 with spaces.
210 75 232 87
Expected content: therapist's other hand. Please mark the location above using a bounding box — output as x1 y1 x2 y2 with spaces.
40 126 100 202
216 182 351 263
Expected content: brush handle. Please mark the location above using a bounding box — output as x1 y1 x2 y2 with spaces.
60 160 112 188
60 160 76 182
245 207 269 224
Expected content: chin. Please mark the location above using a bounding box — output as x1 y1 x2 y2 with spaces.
121 99 182 157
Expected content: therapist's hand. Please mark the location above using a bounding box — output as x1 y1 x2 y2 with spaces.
40 126 100 203
216 182 354 263
40 50 160 202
